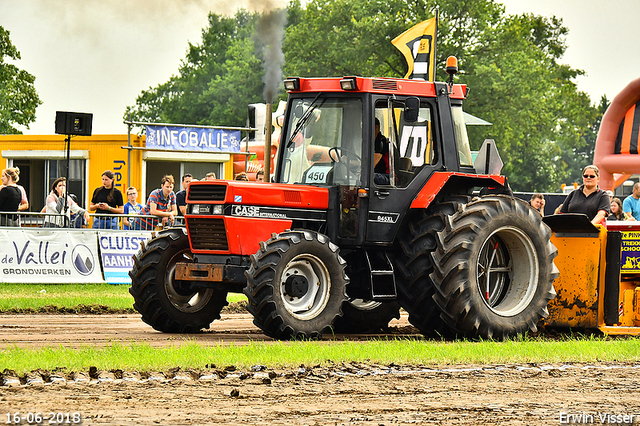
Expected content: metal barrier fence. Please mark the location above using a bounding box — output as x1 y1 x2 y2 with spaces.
0 211 185 230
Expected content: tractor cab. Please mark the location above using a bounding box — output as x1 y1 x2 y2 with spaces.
276 76 473 246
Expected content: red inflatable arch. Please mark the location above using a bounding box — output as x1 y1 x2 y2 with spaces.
594 77 640 190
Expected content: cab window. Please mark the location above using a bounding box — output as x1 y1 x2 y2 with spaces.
374 100 434 188
280 97 362 186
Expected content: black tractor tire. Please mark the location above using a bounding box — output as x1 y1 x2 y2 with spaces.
244 230 348 340
431 195 558 340
332 299 401 333
395 195 471 338
129 228 229 333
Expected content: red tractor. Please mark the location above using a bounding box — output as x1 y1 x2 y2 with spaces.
129 66 558 340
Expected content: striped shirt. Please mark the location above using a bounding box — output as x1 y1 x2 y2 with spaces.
137 188 176 228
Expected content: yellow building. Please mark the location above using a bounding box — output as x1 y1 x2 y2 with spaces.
0 133 238 211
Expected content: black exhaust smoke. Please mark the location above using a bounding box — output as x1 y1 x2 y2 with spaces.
255 4 287 180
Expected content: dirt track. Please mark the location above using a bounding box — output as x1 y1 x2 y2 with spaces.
1 314 640 425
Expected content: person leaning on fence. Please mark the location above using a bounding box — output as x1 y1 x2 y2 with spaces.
90 170 124 229
130 175 177 230
0 167 22 226
43 177 89 228
122 186 144 230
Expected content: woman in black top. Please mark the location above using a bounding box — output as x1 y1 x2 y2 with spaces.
89 170 124 229
559 165 610 225
0 167 23 226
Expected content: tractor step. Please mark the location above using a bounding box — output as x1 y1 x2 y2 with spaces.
365 251 397 299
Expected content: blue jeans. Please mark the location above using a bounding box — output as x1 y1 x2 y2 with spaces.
92 217 119 230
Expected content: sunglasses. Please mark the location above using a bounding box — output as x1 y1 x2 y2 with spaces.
583 174 597 179
127 193 137 196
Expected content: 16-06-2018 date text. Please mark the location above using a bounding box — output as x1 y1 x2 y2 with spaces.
4 412 82 425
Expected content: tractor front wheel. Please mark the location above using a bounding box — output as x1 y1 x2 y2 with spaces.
129 228 228 333
244 230 348 339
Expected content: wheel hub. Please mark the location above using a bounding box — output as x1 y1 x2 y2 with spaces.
476 226 538 316
279 254 331 320
284 274 309 298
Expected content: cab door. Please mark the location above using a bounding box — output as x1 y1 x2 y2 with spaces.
365 96 439 243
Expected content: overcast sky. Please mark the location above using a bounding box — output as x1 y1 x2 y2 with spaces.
2 0 639 135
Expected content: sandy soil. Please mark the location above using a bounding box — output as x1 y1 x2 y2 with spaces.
1 314 640 425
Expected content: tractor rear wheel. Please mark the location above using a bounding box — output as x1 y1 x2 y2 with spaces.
395 195 470 338
129 228 228 333
431 195 558 340
332 299 401 333
244 230 348 340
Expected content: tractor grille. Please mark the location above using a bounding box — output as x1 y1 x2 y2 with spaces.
187 218 229 251
189 185 227 201
372 80 398 91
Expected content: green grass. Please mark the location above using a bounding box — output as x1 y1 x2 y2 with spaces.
0 283 247 311
1 284 638 375
1 337 639 375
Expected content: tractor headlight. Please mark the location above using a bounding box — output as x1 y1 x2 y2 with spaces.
212 205 224 215
192 205 211 214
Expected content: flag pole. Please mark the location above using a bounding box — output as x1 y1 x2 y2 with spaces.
433 9 439 82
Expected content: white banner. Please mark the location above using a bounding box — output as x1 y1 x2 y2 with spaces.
0 229 105 283
98 231 153 284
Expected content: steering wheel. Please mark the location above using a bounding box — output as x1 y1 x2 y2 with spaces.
328 147 361 164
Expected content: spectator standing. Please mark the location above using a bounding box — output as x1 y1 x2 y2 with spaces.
130 175 177 230
43 177 89 228
0 167 22 226
123 187 144 230
256 170 265 182
623 182 640 220
204 172 216 181
90 170 124 229
175 174 193 216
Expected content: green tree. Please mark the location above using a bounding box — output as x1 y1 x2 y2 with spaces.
0 26 41 134
556 95 609 188
126 0 599 192
463 13 598 192
285 0 597 192
125 10 265 128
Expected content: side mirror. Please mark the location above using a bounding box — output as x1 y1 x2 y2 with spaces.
404 97 420 122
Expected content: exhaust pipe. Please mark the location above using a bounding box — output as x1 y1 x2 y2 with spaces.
264 102 273 181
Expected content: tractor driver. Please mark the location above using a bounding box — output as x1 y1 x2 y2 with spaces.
373 117 390 185
559 165 610 225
